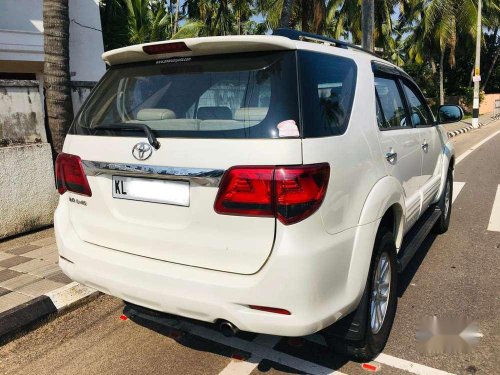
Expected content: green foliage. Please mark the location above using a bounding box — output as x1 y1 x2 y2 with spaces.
99 0 500 106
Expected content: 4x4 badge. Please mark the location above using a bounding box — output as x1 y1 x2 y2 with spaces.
132 142 153 161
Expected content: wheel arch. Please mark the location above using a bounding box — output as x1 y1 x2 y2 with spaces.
343 177 405 310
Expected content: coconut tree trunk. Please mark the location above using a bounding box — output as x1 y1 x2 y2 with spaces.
174 0 180 34
361 0 374 51
43 0 73 155
279 0 295 28
439 49 445 105
481 47 499 91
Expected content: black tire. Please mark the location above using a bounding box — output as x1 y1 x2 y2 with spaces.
324 227 398 361
433 171 453 234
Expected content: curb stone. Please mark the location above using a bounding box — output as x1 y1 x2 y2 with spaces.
447 124 479 138
0 282 98 343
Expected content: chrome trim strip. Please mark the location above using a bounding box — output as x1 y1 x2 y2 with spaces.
82 160 225 187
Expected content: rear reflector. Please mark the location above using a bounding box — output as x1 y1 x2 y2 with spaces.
143 42 191 55
249 305 291 315
55 153 92 197
214 163 330 225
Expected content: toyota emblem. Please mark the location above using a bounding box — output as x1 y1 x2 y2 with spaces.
132 142 153 161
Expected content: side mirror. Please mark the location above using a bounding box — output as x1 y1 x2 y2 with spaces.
437 105 464 124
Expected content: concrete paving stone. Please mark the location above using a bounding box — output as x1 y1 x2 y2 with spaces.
47 271 73 284
0 287 10 297
29 236 56 247
5 244 40 255
0 252 15 262
26 263 61 279
0 292 33 314
0 269 23 283
0 274 41 291
16 279 65 298
43 251 60 264
22 245 58 260
10 258 54 274
0 256 31 269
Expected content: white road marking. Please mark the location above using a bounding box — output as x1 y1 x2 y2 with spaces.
218 357 260 375
304 334 456 375
452 182 466 203
487 185 500 232
455 130 500 165
375 353 455 375
217 335 281 375
131 310 345 375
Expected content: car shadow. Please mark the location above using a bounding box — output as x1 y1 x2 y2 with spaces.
124 303 351 374
397 232 438 297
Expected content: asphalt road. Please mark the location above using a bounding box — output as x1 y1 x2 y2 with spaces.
1 122 499 375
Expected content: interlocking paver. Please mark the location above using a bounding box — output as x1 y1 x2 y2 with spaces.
0 274 41 291
22 245 59 262
16 279 65 298
0 253 15 262
30 237 56 247
0 256 31 269
0 269 23 283
0 287 10 297
6 244 40 256
0 292 33 314
10 258 54 273
47 271 73 284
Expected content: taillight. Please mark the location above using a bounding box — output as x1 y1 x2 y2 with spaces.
55 153 92 197
214 163 329 225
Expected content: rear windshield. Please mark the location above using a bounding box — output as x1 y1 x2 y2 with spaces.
71 51 300 139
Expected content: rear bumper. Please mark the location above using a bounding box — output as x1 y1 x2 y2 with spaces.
55 202 368 337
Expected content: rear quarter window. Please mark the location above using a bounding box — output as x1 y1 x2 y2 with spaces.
298 51 357 137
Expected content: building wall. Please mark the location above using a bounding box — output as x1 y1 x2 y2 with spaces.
0 0 105 239
0 144 59 239
0 80 46 144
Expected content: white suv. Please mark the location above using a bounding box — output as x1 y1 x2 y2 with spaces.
54 29 463 360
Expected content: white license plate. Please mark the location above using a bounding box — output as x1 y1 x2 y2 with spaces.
112 176 190 206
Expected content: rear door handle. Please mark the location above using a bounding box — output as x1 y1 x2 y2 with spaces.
422 141 429 152
385 150 397 164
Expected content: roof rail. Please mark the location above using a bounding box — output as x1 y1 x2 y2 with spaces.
272 28 379 58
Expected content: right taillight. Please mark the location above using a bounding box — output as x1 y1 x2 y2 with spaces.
55 153 92 197
214 163 329 225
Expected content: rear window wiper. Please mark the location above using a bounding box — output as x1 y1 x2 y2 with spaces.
93 123 160 150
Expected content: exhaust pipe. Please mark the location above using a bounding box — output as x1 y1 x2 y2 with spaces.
218 320 239 337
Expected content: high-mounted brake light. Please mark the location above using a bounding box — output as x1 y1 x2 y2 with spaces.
214 163 329 225
142 42 191 55
55 153 92 197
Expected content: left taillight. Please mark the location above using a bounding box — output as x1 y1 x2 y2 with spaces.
55 153 92 197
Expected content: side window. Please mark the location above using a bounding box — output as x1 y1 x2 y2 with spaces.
402 82 432 126
299 51 357 137
374 76 409 129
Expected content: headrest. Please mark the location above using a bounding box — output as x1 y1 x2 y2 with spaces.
137 108 176 121
234 107 268 122
197 106 232 120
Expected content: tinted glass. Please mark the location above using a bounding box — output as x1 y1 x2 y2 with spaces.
375 77 409 129
402 82 432 126
72 51 299 139
299 51 357 137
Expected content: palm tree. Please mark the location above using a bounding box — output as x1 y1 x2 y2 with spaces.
361 0 374 51
404 0 477 104
257 0 326 33
43 0 74 155
327 0 399 56
280 0 295 28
